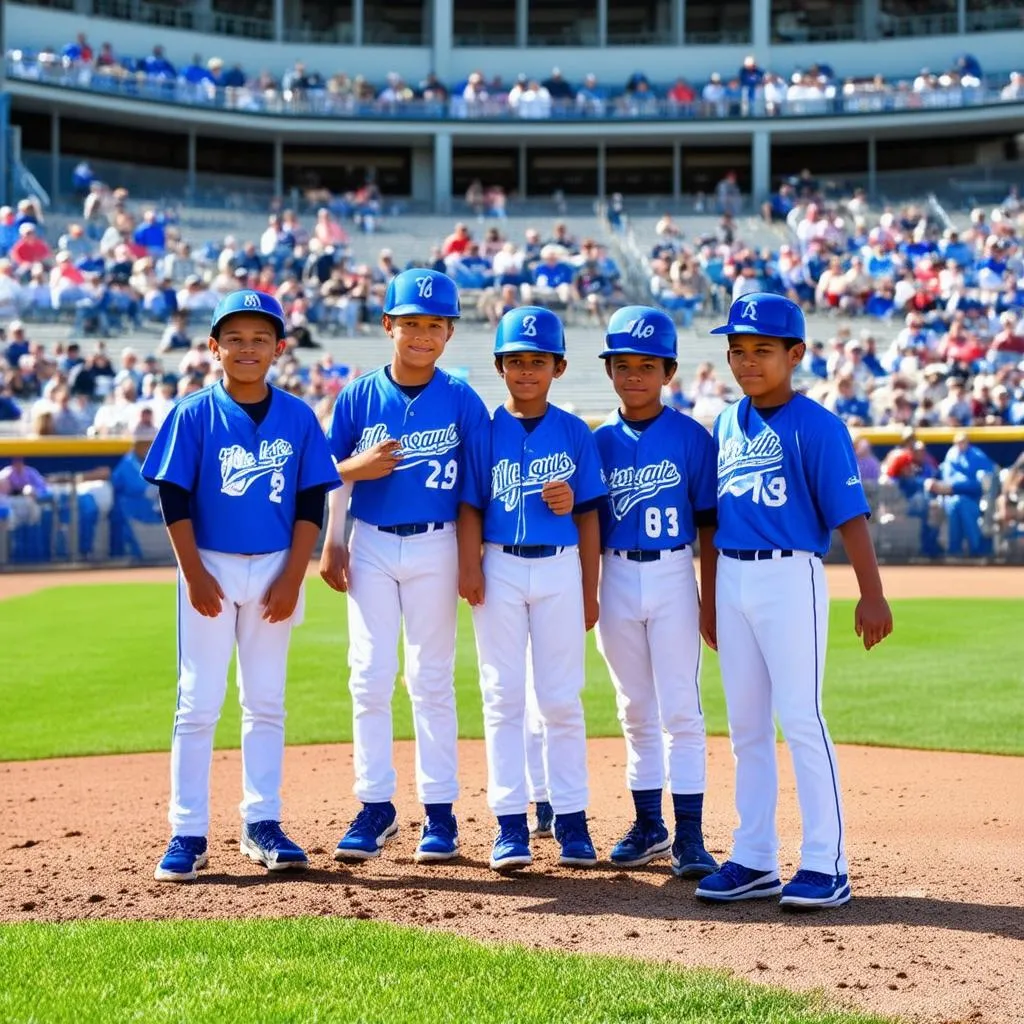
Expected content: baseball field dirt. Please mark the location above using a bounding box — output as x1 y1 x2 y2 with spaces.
1 564 1022 1024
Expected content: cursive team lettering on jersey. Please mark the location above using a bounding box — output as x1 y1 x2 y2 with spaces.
717 425 788 506
492 452 575 512
219 439 294 497
354 423 461 470
607 460 681 519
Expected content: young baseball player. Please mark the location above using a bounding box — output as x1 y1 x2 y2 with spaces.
144 290 340 882
696 293 893 909
594 306 719 878
321 268 489 865
459 305 607 872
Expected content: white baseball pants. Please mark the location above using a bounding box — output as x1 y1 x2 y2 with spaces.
716 553 848 877
595 547 707 795
170 548 303 836
472 545 590 816
524 650 549 803
346 520 459 805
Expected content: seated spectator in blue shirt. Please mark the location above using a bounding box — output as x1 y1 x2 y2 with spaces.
954 54 982 80
72 161 95 197
858 333 888 376
576 73 607 116
865 244 897 278
222 64 246 88
523 245 575 305
0 385 21 422
830 375 872 424
925 432 994 556
109 415 165 559
181 54 212 86
761 183 796 224
864 277 897 319
4 321 31 370
141 46 175 79
803 339 829 379
133 209 166 254
939 230 974 268
451 243 493 289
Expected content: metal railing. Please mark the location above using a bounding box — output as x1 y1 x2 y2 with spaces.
6 55 1023 123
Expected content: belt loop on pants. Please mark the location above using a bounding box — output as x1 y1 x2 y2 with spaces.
376 522 445 537
609 542 689 563
719 548 819 561
501 544 565 558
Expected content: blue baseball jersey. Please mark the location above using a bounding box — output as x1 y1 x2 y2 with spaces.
327 366 489 526
713 395 869 555
464 404 608 546
142 382 340 554
595 407 717 551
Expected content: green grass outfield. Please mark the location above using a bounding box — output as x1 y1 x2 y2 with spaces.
0 583 1021 761
0 917 892 1024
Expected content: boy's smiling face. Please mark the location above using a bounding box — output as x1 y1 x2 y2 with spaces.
384 313 453 373
208 313 283 385
606 354 674 419
726 333 804 407
497 351 565 405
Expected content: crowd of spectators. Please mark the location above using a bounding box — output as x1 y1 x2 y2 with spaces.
642 170 1024 437
7 38 1022 119
2 174 1023 558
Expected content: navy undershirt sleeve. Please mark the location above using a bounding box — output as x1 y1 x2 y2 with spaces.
295 483 328 528
573 496 606 515
694 507 718 529
158 481 192 527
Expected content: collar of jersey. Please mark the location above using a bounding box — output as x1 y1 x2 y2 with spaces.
382 364 440 401
499 404 551 430
214 379 273 436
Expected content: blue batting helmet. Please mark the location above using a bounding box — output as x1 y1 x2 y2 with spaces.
710 292 805 343
601 305 678 359
383 269 461 318
210 290 286 339
493 306 566 356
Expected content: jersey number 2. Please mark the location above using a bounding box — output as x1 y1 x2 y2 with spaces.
269 470 285 504
645 507 679 538
425 459 458 490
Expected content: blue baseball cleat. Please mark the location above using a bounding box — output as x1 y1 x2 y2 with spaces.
154 835 208 882
779 870 851 910
531 801 554 838
240 820 309 871
555 811 598 868
490 815 532 871
695 860 782 902
414 814 460 863
671 827 718 879
610 819 672 868
334 802 399 862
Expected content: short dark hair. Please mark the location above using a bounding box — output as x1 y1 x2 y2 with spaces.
495 352 565 374
603 357 677 379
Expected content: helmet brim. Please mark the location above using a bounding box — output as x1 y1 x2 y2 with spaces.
212 309 285 339
600 345 676 359
709 324 801 340
385 303 461 319
494 341 565 356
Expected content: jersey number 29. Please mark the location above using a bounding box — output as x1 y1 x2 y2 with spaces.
645 507 679 538
425 459 458 490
